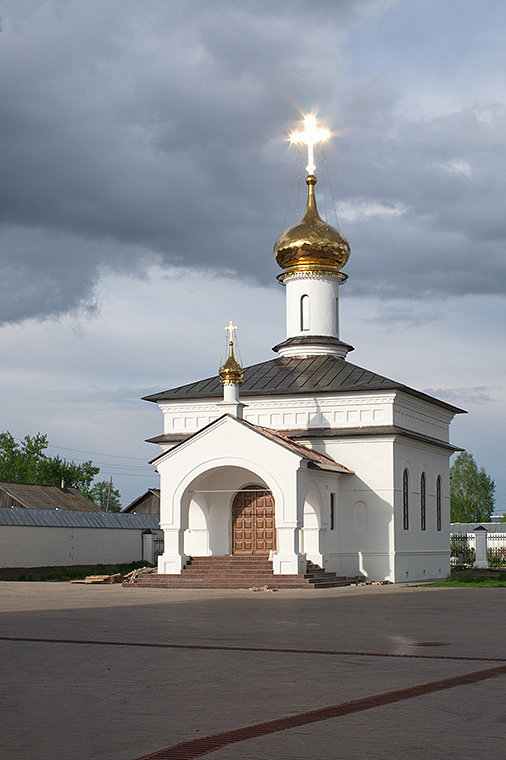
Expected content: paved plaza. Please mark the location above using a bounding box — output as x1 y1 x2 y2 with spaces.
0 582 504 759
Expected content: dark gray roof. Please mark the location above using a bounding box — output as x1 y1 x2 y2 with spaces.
451 522 506 534
0 481 101 511
143 355 466 414
0 507 160 530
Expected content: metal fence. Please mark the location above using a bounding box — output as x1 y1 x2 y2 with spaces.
450 531 506 566
153 534 164 561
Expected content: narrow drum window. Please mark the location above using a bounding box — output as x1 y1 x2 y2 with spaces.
403 469 409 530
420 472 426 530
300 294 310 331
330 492 335 530
436 476 442 531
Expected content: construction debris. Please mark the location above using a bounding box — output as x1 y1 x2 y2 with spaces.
70 567 157 584
122 567 157 583
70 573 122 584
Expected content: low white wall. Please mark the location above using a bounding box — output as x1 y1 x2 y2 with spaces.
0 525 148 568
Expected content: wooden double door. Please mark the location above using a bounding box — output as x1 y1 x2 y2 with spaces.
232 487 275 555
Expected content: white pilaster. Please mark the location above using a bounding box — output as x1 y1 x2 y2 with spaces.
473 526 489 569
157 528 188 574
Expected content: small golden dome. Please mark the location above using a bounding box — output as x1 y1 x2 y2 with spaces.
219 341 244 385
274 175 350 275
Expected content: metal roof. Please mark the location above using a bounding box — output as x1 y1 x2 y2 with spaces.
0 481 101 511
143 355 465 414
0 507 160 530
245 420 353 473
451 522 506 534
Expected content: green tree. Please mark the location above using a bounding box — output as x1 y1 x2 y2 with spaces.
450 452 495 522
89 479 122 512
0 431 99 495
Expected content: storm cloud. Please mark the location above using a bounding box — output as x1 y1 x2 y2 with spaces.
1 0 505 326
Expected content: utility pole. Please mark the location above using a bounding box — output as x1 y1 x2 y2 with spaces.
105 475 112 512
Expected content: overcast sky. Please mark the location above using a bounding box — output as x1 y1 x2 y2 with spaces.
1 0 505 511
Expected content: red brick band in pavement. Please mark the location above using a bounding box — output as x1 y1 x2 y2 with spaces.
0 635 504 663
135 663 506 760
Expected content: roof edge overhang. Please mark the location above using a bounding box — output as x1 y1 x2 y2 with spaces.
146 424 462 454
287 425 463 452
307 461 354 474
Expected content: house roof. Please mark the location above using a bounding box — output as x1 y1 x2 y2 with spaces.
0 481 101 511
0 506 160 530
121 488 160 513
143 354 465 414
150 414 353 474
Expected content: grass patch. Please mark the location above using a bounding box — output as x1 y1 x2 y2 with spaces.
5 560 154 582
433 568 506 588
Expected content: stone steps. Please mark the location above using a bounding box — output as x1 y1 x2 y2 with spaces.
125 556 363 589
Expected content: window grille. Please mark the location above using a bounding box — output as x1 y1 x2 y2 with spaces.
420 472 426 530
403 469 409 530
300 294 310 331
436 476 442 531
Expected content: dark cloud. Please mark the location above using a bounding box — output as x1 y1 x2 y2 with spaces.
1 0 505 325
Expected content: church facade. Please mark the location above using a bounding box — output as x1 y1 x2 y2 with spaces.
144 118 464 584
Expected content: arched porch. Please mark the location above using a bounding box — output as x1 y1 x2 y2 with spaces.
181 465 275 558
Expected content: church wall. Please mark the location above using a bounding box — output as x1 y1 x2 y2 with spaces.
153 397 455 581
158 391 397 435
157 391 455 445
393 438 451 582
310 437 396 581
393 392 455 443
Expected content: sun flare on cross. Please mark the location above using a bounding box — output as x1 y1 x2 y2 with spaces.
289 114 331 175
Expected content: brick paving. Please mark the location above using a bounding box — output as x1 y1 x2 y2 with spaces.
0 582 504 760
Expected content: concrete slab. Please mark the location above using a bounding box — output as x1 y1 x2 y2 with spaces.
0 582 504 759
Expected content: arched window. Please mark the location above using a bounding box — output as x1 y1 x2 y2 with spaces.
436 476 442 531
420 472 426 530
403 469 409 530
300 295 310 331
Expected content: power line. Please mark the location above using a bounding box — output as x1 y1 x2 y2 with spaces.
45 444 147 461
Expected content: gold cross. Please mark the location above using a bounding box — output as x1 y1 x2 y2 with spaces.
225 321 237 342
290 114 331 175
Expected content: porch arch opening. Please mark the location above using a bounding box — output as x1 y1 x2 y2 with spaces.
180 466 274 557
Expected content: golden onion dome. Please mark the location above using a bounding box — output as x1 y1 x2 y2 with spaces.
219 341 244 385
274 174 350 275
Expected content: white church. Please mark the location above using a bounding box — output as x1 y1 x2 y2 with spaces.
143 116 464 586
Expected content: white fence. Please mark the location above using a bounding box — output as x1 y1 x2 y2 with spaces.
0 507 162 570
450 523 506 565
452 533 506 552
